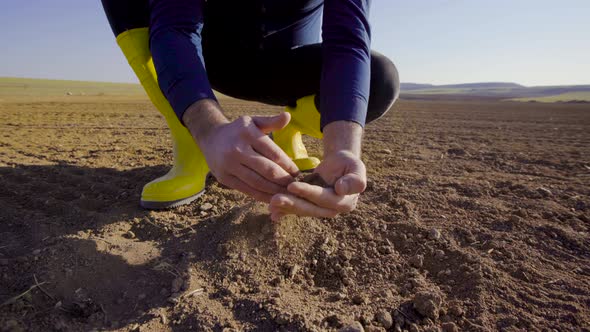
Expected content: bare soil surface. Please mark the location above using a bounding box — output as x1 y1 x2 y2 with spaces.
0 96 589 332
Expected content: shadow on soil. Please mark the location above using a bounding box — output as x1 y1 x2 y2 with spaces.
0 164 274 331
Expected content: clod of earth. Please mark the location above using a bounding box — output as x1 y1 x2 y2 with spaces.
428 228 441 240
442 322 459 332
200 202 214 211
352 294 369 305
339 321 365 332
412 291 443 320
409 254 424 268
375 310 393 329
171 277 183 294
296 172 330 188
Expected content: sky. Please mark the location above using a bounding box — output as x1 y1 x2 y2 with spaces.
0 0 588 86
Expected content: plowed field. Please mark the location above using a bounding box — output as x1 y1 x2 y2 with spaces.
1 94 589 331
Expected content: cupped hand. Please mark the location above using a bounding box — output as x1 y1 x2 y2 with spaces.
201 112 300 202
269 150 367 221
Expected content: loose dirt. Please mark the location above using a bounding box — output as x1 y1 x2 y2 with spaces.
0 95 589 331
296 173 330 188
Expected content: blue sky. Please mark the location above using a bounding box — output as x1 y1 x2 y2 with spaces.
0 0 588 86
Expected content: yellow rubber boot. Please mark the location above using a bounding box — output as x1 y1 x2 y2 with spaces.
273 95 323 171
116 28 209 209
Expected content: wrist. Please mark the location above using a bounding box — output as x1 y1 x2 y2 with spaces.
182 99 229 146
322 120 363 157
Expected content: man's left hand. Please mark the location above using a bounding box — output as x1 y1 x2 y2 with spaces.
269 150 366 221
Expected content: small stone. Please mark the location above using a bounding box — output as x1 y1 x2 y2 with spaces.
378 148 392 155
434 250 445 259
171 277 183 293
352 294 368 305
160 312 168 324
537 187 553 197
288 264 300 279
375 310 393 329
336 292 347 300
428 229 441 240
125 230 136 239
32 249 41 255
339 321 364 332
442 322 459 332
409 254 424 268
200 203 214 211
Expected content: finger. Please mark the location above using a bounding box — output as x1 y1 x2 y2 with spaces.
287 182 357 213
251 134 300 176
234 165 287 195
270 211 286 222
268 203 285 221
334 173 366 196
252 112 291 134
241 148 294 186
270 194 339 219
222 174 273 202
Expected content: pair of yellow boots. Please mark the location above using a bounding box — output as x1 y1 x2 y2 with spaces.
118 28 322 209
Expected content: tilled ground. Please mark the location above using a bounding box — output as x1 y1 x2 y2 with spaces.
0 95 589 332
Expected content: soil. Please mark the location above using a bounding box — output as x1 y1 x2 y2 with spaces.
296 173 330 188
0 95 589 332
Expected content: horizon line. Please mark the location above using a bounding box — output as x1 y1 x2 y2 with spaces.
2 75 589 88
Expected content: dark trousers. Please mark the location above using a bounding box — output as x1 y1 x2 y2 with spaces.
101 0 400 124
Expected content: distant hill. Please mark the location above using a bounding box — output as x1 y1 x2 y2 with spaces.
2 77 588 103
401 81 590 102
401 82 524 91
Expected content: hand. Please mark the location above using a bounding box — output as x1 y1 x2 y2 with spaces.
269 151 367 220
183 100 300 202
269 120 366 221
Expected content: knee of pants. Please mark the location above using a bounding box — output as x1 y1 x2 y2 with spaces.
366 51 400 124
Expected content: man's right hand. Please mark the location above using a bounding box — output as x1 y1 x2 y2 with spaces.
183 99 300 202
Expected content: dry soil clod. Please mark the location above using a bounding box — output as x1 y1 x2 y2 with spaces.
339 321 365 332
375 310 393 329
296 172 330 188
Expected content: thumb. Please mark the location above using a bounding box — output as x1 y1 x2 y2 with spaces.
335 173 367 196
252 112 291 134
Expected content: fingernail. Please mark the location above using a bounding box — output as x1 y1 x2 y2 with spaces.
339 179 349 195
